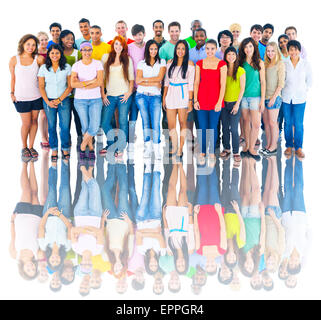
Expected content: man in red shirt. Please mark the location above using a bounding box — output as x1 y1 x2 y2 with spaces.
108 20 134 45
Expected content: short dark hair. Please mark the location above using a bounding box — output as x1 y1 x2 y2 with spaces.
79 18 90 25
195 28 207 37
217 30 233 47
263 23 274 33
132 278 145 291
131 24 145 36
278 34 289 43
49 23 62 31
251 281 263 290
50 284 62 293
250 24 263 33
168 21 181 31
168 285 181 293
287 40 301 52
263 282 274 291
285 26 297 34
153 20 164 28
90 25 101 31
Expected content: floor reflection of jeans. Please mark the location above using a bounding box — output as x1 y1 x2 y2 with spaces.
282 157 306 213
102 163 133 221
128 162 138 218
74 178 102 218
136 170 162 222
43 160 71 218
221 158 241 212
196 165 220 205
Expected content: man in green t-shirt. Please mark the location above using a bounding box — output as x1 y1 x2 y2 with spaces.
159 21 182 62
185 20 203 49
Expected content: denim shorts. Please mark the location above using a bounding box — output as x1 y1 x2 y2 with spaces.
265 205 282 219
241 97 260 110
265 96 282 110
241 205 260 218
14 98 43 113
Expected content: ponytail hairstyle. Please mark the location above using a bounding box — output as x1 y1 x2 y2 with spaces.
105 36 130 83
168 40 190 79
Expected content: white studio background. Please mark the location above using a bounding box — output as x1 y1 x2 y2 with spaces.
0 0 320 300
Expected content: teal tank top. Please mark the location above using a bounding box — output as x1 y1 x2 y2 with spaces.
243 62 261 97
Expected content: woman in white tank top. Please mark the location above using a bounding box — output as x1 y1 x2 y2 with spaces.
9 34 45 161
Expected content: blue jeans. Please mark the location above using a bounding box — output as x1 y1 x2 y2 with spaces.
282 157 305 213
282 101 306 150
196 165 220 205
136 170 162 222
102 163 133 221
43 98 71 151
43 160 71 218
74 178 103 217
135 93 162 144
74 98 103 137
197 110 221 154
69 98 82 137
100 95 132 152
128 162 138 216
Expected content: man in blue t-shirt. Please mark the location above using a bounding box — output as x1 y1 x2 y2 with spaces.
47 22 62 49
258 24 274 61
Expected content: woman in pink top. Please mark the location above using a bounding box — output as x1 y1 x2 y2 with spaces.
163 40 195 160
163 162 194 275
9 34 45 161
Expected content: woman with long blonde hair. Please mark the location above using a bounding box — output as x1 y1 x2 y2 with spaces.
260 42 285 157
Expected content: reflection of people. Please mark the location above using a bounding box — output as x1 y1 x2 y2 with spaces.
71 165 105 275
194 165 226 275
163 162 195 275
238 157 266 278
102 163 134 278
38 159 72 273
135 163 165 275
262 157 285 273
281 156 310 288
10 162 44 280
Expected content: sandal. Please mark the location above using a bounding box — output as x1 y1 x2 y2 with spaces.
21 148 32 162
99 146 108 156
62 151 70 160
208 155 216 168
233 154 241 163
51 154 58 162
220 150 231 158
29 148 39 159
40 142 50 149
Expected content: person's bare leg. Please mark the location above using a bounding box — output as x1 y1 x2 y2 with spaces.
39 110 49 144
248 157 261 205
249 110 261 155
267 156 279 206
242 109 250 152
177 163 188 207
177 109 188 156
20 162 32 203
29 161 40 205
80 132 91 151
262 157 272 207
20 112 32 149
240 157 250 206
167 109 178 155
29 110 40 149
268 109 280 151
166 163 178 206
40 149 49 205
263 109 271 149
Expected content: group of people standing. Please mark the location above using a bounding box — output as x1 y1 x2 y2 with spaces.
9 19 312 165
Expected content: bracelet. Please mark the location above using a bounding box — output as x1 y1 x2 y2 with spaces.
58 98 62 103
194 101 198 104
189 99 193 101
10 92 14 95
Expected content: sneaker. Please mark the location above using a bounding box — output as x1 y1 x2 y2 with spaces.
153 143 162 160
248 152 261 161
143 141 153 158
265 149 277 156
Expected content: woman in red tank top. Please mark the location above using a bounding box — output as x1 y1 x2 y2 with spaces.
194 39 227 166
